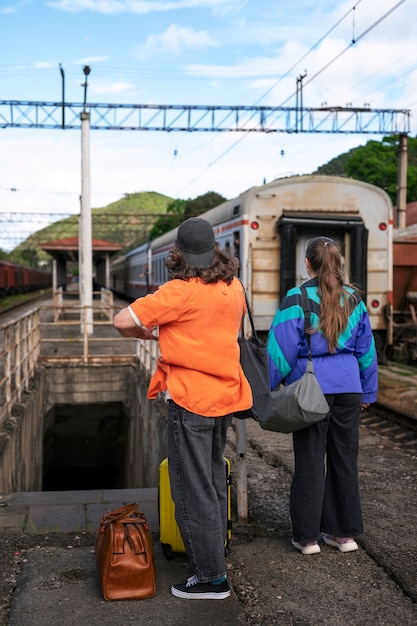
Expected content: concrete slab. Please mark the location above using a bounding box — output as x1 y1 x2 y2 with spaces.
7 490 103 505
1 489 160 534
26 503 87 534
0 504 27 533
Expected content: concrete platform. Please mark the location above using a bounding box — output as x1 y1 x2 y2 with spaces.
1 488 245 626
2 410 417 625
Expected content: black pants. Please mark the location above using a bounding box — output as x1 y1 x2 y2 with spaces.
290 393 363 543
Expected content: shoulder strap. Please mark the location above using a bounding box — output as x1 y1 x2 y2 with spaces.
300 286 312 358
238 278 258 340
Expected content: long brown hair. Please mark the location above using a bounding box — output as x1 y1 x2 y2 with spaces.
305 236 356 353
165 243 238 284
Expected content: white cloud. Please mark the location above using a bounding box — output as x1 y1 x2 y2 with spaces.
47 0 239 16
73 56 109 65
184 56 294 79
90 80 135 95
134 23 219 59
47 0 125 13
33 61 59 69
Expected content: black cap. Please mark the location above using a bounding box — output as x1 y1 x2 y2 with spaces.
176 218 216 268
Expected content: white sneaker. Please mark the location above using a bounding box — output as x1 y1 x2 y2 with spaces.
323 535 358 553
292 539 321 555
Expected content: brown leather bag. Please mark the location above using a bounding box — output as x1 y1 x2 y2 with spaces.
95 503 156 601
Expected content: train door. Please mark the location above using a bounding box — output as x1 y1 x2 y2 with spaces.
279 217 367 299
295 230 346 286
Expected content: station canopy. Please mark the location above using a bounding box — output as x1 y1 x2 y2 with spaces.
40 236 122 264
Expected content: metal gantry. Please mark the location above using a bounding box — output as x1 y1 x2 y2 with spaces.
0 100 411 135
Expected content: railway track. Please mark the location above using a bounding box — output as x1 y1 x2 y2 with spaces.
361 401 417 448
0 289 52 319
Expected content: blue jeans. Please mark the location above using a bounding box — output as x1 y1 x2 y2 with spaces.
167 401 231 583
291 393 363 543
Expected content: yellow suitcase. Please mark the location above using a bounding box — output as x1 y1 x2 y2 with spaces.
158 457 232 560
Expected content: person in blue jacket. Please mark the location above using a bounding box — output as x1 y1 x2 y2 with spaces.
267 236 378 555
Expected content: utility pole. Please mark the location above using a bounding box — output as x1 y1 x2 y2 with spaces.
295 72 307 132
59 64 65 129
79 66 93 334
396 133 408 228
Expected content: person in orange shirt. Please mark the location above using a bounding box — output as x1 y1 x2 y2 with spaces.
113 217 252 600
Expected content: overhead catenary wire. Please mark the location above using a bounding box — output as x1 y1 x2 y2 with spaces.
176 1 367 191
177 0 409 194
296 0 409 101
253 0 365 106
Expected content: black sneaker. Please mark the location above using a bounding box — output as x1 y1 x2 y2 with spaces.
171 574 230 599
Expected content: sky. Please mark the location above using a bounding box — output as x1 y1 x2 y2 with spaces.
0 0 416 251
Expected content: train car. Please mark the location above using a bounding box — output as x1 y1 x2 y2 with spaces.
109 246 150 301
0 259 52 298
391 225 417 360
0 260 16 296
31 267 52 291
110 175 393 358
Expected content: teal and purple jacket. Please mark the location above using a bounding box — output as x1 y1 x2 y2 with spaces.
267 278 378 404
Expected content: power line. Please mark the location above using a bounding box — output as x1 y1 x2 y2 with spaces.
254 0 365 106
278 0 408 106
177 0 409 193
326 2 407 91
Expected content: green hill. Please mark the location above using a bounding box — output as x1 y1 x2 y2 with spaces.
11 191 174 267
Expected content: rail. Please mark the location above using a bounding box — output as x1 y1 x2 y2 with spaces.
0 308 41 425
52 287 114 322
0 303 160 425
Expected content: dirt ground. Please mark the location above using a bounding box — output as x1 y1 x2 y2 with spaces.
225 419 417 625
1 369 417 625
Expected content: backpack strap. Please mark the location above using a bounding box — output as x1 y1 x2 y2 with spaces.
300 286 312 359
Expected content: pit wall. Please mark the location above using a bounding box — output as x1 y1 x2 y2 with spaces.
0 363 168 494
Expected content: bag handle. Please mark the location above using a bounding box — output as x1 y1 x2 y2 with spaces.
103 502 138 520
100 503 141 528
300 286 312 359
238 279 258 340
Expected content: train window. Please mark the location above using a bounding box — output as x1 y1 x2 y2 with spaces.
233 231 240 260
233 205 240 215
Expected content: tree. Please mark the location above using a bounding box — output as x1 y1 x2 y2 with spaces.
314 135 417 205
149 191 227 240
11 244 41 268
183 191 227 220
149 199 186 240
